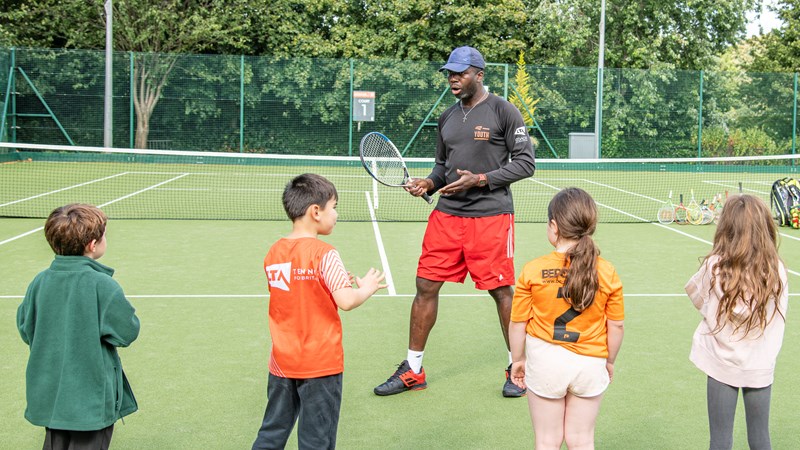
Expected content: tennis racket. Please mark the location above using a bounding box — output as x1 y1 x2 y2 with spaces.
359 132 433 204
699 199 715 225
710 194 724 224
687 189 704 225
657 190 676 224
675 194 688 224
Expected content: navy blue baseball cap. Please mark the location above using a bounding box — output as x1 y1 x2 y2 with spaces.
440 46 486 73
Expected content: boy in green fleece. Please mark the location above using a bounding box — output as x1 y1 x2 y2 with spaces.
17 204 140 450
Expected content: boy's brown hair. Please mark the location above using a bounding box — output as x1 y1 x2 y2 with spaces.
44 204 107 256
282 173 338 221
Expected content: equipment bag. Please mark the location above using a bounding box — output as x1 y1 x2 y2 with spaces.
771 177 800 228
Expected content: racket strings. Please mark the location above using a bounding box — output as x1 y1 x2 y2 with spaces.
361 137 408 185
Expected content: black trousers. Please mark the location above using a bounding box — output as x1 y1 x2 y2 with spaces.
252 372 343 450
43 425 114 450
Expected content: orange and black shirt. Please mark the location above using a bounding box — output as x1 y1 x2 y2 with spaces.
511 251 624 358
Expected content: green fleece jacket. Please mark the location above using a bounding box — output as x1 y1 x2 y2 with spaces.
17 255 140 431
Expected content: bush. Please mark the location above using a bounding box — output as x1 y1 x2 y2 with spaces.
695 126 779 157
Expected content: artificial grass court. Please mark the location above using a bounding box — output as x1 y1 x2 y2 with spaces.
1 218 799 449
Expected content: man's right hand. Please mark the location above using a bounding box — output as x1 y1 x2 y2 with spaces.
405 178 433 197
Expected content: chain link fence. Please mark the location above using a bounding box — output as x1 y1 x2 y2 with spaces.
1 47 798 159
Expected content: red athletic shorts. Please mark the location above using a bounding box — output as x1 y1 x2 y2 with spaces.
417 210 515 290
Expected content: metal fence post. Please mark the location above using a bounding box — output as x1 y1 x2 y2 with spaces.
240 55 244 153
11 47 16 143
503 63 509 99
0 47 14 142
129 51 134 149
697 70 704 158
348 59 354 157
793 72 797 157
597 67 604 158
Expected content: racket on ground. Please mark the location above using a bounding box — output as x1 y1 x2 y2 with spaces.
359 132 433 204
711 193 724 223
675 194 688 224
699 199 714 225
687 189 703 225
657 190 676 224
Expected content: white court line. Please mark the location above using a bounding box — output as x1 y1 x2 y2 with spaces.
581 179 664 203
365 191 396 296
0 174 190 247
0 172 129 208
526 177 800 277
702 180 768 195
781 233 800 242
0 227 44 246
97 174 189 207
3 293 799 299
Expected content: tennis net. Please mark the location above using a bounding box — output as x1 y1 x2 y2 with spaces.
1 142 798 223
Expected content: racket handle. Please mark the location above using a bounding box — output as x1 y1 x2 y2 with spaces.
422 192 433 204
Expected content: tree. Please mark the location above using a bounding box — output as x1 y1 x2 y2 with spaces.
1 0 247 148
748 0 800 72
3 0 763 70
521 0 758 70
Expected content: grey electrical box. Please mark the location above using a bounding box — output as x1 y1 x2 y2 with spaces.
568 132 597 159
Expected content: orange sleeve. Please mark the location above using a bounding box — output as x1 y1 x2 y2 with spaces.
604 267 624 321
511 263 535 323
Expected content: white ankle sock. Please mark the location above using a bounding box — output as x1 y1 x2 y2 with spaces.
508 351 513 366
407 350 424 374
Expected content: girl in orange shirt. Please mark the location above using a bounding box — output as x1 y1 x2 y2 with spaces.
509 187 624 450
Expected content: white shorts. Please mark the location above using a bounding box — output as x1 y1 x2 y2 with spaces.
524 334 610 399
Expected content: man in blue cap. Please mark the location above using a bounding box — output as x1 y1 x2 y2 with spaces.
374 46 536 398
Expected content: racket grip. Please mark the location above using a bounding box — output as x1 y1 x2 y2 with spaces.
422 192 433 204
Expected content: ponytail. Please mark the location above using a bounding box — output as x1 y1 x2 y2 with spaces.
563 235 600 311
547 188 600 311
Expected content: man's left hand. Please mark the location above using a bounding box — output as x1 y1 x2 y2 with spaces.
438 169 480 196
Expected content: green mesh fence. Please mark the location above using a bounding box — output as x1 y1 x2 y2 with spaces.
0 49 11 145
1 47 799 159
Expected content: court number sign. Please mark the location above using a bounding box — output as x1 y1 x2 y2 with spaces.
353 91 375 122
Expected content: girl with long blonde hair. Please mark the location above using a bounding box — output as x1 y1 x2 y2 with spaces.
686 194 788 450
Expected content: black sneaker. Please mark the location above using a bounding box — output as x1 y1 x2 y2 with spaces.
503 364 526 398
373 360 427 396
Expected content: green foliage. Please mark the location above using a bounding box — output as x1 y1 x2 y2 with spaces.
747 0 800 73
525 0 756 70
0 0 762 71
696 125 781 157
